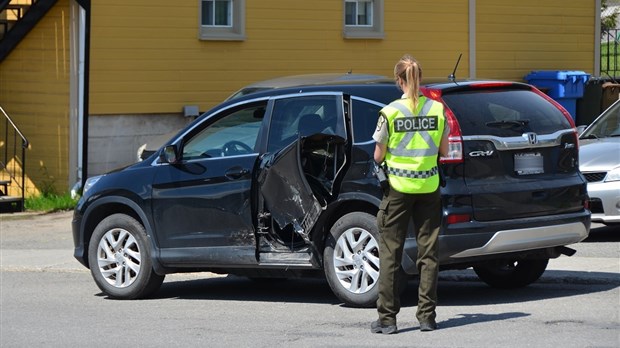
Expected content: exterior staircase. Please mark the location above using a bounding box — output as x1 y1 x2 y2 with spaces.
0 0 58 61
1 1 57 211
0 171 23 212
0 105 28 213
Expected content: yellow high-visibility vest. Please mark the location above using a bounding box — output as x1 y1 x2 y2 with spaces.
381 97 445 193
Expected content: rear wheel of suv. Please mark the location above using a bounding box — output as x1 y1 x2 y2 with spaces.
88 214 165 299
324 212 380 308
473 258 549 289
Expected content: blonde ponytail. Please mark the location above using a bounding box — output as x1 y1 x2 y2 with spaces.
394 55 422 111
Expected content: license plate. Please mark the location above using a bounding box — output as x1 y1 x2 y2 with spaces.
514 152 544 175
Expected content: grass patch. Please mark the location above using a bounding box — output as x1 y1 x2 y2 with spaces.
24 193 78 213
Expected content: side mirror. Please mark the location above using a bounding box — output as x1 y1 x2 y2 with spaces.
161 145 180 164
576 125 587 136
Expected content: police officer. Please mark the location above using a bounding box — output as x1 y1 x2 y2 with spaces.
370 55 449 334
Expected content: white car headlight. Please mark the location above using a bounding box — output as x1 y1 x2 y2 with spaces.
605 166 620 182
83 175 104 195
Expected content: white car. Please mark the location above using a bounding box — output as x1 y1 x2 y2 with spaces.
579 100 620 225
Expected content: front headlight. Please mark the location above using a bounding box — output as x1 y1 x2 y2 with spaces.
83 175 104 195
70 181 82 200
605 166 620 182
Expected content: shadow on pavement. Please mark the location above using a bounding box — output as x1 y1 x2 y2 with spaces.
137 271 618 308
584 224 620 243
151 276 339 305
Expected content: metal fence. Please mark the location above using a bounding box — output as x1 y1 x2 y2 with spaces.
602 2 620 78
601 28 620 78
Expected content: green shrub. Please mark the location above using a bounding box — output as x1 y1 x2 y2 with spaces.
24 193 78 212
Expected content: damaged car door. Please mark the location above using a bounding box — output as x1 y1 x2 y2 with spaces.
151 101 268 266
255 93 349 266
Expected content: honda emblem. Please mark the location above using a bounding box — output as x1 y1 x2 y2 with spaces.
523 132 538 145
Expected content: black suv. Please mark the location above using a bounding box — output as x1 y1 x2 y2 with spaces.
73 76 590 307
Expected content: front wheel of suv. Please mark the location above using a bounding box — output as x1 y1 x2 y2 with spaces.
88 213 165 299
324 212 380 308
473 258 549 289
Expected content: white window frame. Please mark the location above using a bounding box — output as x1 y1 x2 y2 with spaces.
343 0 384 39
199 0 245 41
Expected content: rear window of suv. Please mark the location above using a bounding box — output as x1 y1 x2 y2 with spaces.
441 89 571 137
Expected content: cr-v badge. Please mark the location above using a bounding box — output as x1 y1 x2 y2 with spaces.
469 150 494 157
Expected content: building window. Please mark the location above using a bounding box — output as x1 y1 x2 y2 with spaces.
202 0 232 26
345 0 372 26
199 0 245 41
343 0 384 39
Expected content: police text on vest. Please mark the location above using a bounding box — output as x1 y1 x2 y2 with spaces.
394 116 438 132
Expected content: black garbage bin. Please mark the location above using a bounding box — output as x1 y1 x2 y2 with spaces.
576 78 603 126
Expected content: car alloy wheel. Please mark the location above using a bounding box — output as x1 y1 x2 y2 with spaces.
96 227 141 288
88 214 164 299
324 212 380 307
332 227 380 294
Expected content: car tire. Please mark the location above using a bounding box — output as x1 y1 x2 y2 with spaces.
88 213 165 299
324 212 380 308
473 258 549 289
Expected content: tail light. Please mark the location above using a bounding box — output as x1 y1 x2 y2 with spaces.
421 87 464 164
446 213 471 224
441 108 464 164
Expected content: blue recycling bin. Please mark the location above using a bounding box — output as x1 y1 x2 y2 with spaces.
525 70 590 120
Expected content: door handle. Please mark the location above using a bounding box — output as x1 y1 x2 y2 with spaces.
225 167 249 180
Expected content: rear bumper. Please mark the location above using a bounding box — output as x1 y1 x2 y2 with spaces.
402 210 590 273
449 221 588 258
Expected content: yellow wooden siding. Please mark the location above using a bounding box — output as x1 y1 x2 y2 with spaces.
0 0 598 196
0 0 70 195
477 0 595 80
89 0 469 115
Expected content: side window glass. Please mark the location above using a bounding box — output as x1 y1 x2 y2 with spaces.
267 95 345 153
182 104 265 160
351 98 382 143
587 106 620 137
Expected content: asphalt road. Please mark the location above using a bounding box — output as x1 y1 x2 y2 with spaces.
1 211 619 347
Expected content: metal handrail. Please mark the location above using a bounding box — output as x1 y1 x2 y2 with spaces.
0 104 28 211
0 106 28 147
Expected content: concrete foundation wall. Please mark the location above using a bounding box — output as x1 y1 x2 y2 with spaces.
88 114 193 176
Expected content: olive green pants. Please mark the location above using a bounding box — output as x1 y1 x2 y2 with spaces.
376 188 441 325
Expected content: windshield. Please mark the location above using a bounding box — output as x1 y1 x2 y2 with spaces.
581 101 620 139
